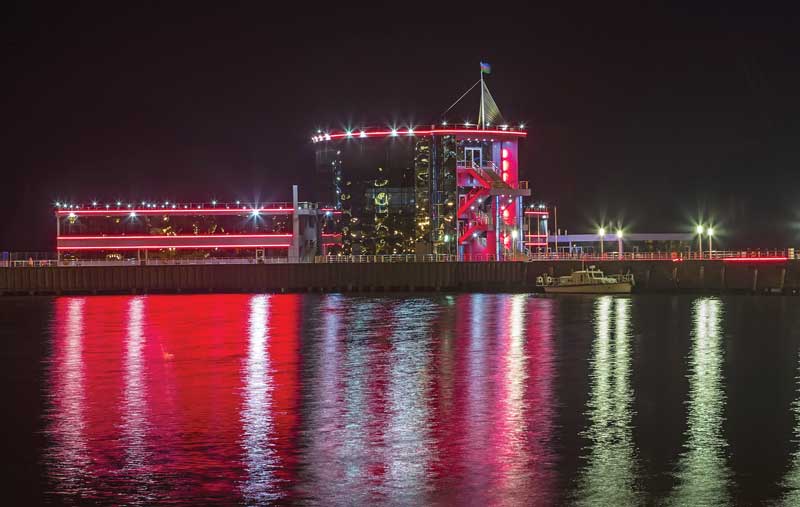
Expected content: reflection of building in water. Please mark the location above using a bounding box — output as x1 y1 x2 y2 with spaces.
576 296 640 505
240 295 278 503
240 294 302 502
46 298 91 497
783 349 800 503
670 298 730 505
120 297 153 499
384 300 435 502
494 294 557 504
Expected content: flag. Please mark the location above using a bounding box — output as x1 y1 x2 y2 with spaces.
480 62 491 74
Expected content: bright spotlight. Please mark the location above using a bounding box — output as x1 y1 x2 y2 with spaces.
616 229 623 239
696 225 704 234
598 227 606 237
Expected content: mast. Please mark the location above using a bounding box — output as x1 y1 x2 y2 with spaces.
479 66 485 128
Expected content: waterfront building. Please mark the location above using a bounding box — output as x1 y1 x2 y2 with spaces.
312 73 532 257
54 187 340 262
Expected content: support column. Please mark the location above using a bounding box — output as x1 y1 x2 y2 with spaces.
290 184 300 262
56 213 61 263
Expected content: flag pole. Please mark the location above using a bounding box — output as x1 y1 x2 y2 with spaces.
479 64 485 128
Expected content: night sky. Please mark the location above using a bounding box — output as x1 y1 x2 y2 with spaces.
2 4 798 250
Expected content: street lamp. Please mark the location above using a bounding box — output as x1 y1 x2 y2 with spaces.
598 227 606 256
695 225 704 258
707 227 714 256
616 229 623 258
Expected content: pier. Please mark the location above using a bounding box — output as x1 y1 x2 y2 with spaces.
1 256 797 295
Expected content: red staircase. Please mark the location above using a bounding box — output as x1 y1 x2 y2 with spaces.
458 221 489 244
457 186 490 217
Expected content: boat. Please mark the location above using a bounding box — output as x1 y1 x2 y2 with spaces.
536 266 634 294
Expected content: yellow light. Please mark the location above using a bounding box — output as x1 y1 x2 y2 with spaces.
616 229 623 239
696 225 704 234
598 227 605 237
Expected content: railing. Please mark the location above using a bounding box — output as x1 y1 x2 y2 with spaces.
524 250 791 261
1 250 793 267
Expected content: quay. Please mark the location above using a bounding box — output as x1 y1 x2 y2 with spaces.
1 255 797 295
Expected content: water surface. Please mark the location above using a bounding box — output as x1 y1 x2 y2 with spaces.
2 293 799 505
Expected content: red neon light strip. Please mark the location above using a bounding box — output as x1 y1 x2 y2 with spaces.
57 244 291 251
722 257 788 263
524 211 549 216
524 242 548 246
57 208 295 215
58 234 292 239
324 129 527 140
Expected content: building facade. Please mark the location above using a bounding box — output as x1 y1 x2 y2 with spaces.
313 125 530 258
54 188 340 262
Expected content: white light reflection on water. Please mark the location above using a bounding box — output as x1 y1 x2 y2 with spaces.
45 298 91 498
120 297 154 503
301 298 382 504
576 296 640 505
783 349 800 503
670 297 730 505
382 300 435 502
240 295 278 503
494 294 530 501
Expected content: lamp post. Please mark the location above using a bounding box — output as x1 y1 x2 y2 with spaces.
616 229 623 258
598 227 605 256
707 227 714 258
696 225 704 259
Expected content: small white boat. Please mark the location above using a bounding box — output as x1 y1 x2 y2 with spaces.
536 266 634 294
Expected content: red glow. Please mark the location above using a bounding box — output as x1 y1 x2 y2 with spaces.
502 160 510 172
58 244 291 251
501 148 509 159
59 234 292 240
57 208 295 216
723 257 788 263
502 209 509 219
502 172 509 182
524 211 549 216
323 128 527 141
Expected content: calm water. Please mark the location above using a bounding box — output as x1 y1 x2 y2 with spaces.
2 293 800 505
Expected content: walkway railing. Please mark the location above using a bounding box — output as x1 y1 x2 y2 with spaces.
525 250 790 262
0 250 793 267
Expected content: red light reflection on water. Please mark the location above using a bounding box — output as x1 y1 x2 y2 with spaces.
45 294 557 504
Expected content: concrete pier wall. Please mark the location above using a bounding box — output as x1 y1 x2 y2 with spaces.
1 260 797 295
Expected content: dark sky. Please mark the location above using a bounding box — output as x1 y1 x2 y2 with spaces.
2 3 799 250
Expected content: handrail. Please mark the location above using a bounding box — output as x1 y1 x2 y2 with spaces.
1 250 794 267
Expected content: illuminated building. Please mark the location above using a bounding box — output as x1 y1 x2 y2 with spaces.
54 187 340 262
313 74 533 257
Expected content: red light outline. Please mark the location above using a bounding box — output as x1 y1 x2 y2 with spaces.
524 211 549 216
58 234 293 239
57 208 295 216
322 128 527 141
722 257 788 263
57 244 292 251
